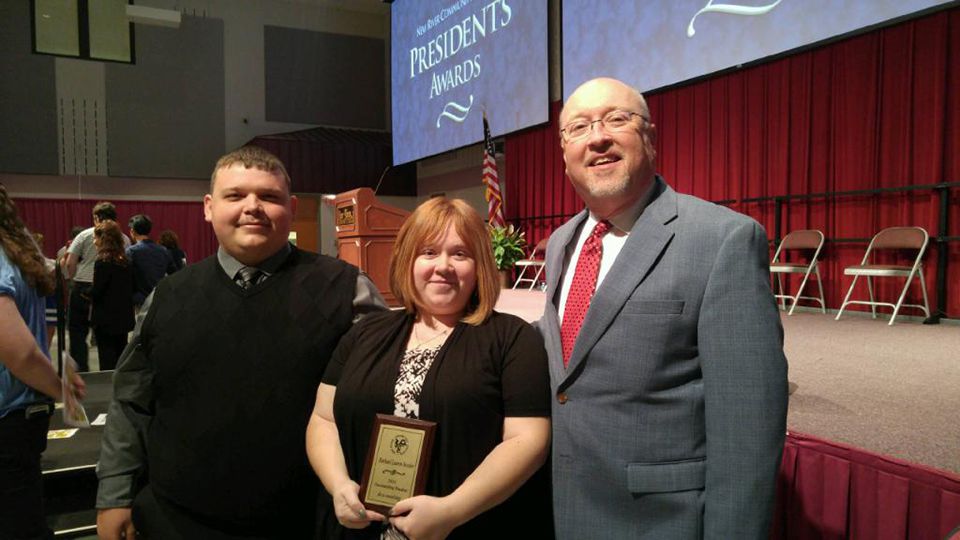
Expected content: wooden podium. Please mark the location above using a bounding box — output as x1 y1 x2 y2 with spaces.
334 188 410 306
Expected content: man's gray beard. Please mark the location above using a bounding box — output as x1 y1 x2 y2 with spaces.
581 173 632 200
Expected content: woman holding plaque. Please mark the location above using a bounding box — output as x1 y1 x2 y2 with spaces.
307 197 552 539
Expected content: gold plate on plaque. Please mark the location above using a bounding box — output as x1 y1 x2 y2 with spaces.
358 414 436 514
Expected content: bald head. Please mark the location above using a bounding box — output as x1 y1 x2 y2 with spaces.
560 77 650 128
558 77 657 219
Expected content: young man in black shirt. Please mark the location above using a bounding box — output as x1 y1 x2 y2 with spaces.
96 146 385 539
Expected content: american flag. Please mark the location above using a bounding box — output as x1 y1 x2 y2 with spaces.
482 114 506 228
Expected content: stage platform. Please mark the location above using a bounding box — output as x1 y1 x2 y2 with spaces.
494 289 546 323
781 310 960 474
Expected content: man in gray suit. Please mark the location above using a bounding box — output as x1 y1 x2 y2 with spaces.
541 77 788 539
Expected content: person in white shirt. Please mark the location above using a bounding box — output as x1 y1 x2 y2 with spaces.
64 201 129 371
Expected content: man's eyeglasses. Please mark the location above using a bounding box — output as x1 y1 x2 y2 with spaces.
560 110 648 142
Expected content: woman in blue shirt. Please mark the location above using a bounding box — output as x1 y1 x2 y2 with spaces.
0 184 86 538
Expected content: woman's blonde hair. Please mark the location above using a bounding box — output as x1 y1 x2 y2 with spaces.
390 197 500 325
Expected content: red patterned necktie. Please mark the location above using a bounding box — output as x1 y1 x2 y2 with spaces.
561 220 611 367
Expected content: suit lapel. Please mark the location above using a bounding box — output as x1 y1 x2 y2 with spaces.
562 179 679 383
544 210 588 384
545 210 588 303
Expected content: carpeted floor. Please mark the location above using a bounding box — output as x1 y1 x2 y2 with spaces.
782 311 960 475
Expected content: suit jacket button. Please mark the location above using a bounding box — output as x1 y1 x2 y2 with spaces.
556 392 568 404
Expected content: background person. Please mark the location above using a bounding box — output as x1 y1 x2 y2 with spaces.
90 220 135 371
158 229 186 272
32 232 58 350
57 226 85 273
95 146 386 540
541 77 788 539
126 214 176 307
64 202 129 371
307 197 552 539
0 184 86 539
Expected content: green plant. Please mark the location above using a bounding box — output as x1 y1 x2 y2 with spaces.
489 224 527 271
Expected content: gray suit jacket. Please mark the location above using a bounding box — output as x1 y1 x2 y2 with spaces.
542 177 788 540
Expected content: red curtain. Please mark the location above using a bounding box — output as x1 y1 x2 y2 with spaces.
13 198 218 264
504 101 573 253
772 432 960 540
505 7 960 318
248 128 417 196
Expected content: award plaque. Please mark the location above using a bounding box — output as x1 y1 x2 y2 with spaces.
358 414 437 514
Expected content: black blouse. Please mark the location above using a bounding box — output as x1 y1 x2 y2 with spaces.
90 259 134 335
322 310 553 539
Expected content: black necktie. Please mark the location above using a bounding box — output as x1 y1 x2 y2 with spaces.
235 267 262 290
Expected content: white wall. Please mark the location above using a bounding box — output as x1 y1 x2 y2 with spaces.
43 0 388 182
137 0 389 150
7 0 390 202
55 59 109 175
